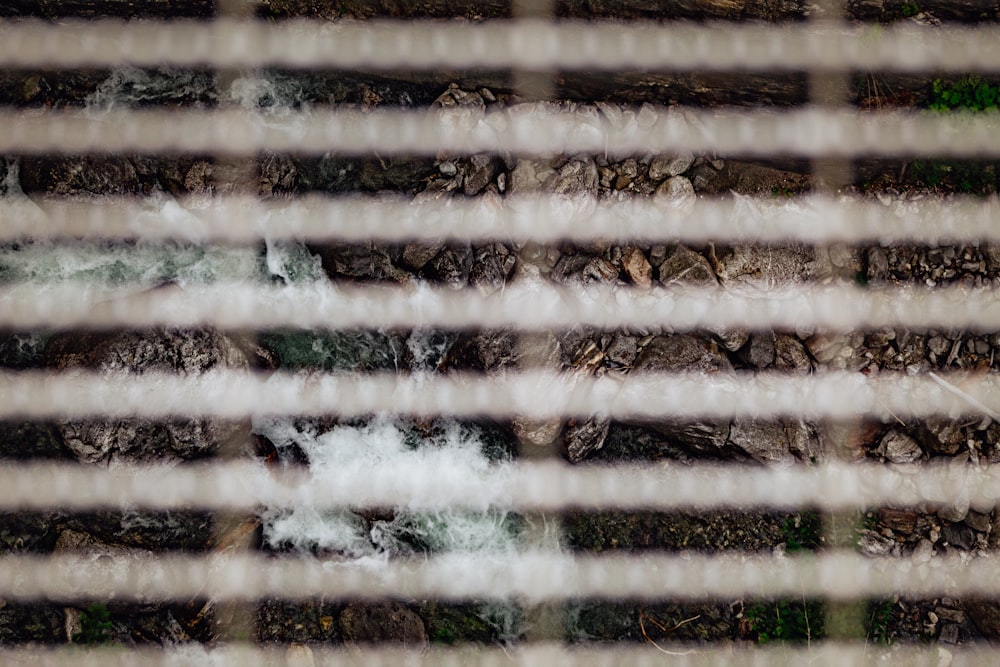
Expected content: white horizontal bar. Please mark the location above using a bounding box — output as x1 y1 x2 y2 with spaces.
2 19 1000 72
5 194 999 245
4 107 999 157
0 645 990 667
0 551 996 602
0 460 995 512
2 369 999 420
0 644 995 667
5 283 1000 331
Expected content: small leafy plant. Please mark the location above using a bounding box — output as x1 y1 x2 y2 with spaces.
744 599 825 644
929 76 1000 113
865 598 897 644
73 603 113 645
782 512 822 553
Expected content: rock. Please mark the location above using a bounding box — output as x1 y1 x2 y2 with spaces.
401 241 446 271
713 329 750 353
741 332 776 369
463 154 496 196
564 417 611 463
773 335 812 374
309 242 411 283
727 419 821 464
658 245 717 287
256 600 339 643
582 257 619 283
878 508 918 534
941 523 976 550
604 335 638 368
652 420 732 456
339 602 427 644
545 157 599 196
963 599 1000 640
716 244 817 289
858 530 897 557
512 418 563 448
45 329 250 464
921 419 965 456
508 158 555 194
425 244 472 287
866 246 890 285
440 330 519 373
552 254 618 285
648 154 694 181
877 430 923 464
469 243 516 294
621 247 653 288
433 83 485 111
654 175 696 210
633 335 733 374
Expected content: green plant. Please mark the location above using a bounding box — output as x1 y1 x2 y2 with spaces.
745 599 825 644
782 512 822 553
900 2 920 17
929 76 1000 113
73 603 113 645
865 599 897 644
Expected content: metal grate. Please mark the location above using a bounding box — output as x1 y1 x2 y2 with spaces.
3 4 1000 664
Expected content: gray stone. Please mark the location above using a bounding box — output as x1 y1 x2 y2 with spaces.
866 246 890 285
545 158 599 197
716 244 817 289
742 332 776 369
46 329 249 464
463 154 496 196
658 245 716 288
605 336 638 368
512 417 563 448
773 335 812 374
653 176 695 210
648 154 694 181
401 242 446 271
469 243 516 294
508 158 555 194
425 244 472 287
713 329 751 353
941 523 976 550
633 335 733 374
727 419 821 464
877 430 923 464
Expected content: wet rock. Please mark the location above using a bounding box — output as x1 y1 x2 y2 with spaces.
727 419 820 464
45 329 249 464
256 600 340 643
512 418 563 448
0 422 68 460
658 245 716 287
648 154 694 182
440 330 518 373
633 335 733 374
716 244 817 288
941 523 976 550
621 247 652 288
339 602 427 644
654 421 732 456
654 176 695 210
564 416 611 463
310 242 411 282
0 603 64 644
877 430 923 464
20 156 141 195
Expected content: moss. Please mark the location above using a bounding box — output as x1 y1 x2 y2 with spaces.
419 603 500 645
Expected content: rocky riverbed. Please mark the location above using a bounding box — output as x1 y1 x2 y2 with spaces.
3 0 1000 654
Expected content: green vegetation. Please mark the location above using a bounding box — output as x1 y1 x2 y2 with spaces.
745 599 825 644
929 76 1000 113
782 512 822 553
865 599 897 644
900 2 920 17
72 603 113 645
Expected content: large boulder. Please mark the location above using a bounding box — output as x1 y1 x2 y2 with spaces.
44 329 250 464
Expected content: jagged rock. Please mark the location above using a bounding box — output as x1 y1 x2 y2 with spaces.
508 158 555 194
469 243 516 293
425 244 472 287
545 158 599 196
564 416 611 463
964 599 1000 640
920 419 966 456
773 335 813 374
605 335 638 368
658 245 716 287
440 330 519 373
463 153 497 196
727 419 821 464
45 329 249 464
401 241 446 271
621 247 652 288
310 242 411 282
652 421 731 457
257 600 340 643
712 329 750 353
339 602 427 644
632 335 732 374
551 254 617 285
877 430 923 464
